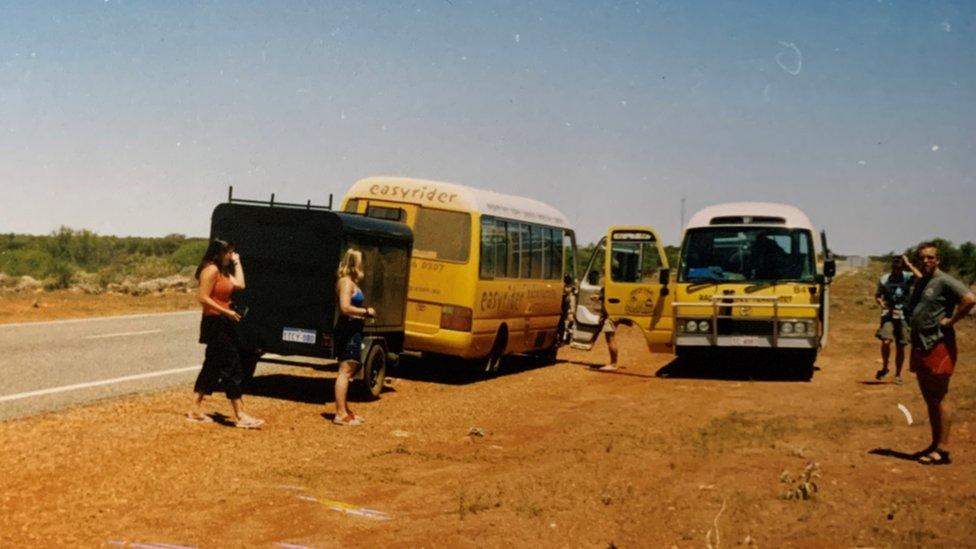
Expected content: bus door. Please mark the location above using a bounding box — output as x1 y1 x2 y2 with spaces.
570 236 608 350
603 227 674 353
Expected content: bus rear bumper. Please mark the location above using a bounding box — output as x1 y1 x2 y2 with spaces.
405 330 494 360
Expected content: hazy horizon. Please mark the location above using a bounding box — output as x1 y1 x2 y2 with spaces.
1 1 974 255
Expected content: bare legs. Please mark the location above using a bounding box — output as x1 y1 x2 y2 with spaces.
877 340 904 380
334 360 356 418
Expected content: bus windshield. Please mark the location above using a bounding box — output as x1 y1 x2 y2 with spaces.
678 227 816 283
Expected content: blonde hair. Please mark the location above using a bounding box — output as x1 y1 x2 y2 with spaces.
337 249 364 280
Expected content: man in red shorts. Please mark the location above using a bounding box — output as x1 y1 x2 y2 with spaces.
907 243 975 465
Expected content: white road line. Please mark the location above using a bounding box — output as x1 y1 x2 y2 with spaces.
84 329 163 340
0 310 198 329
0 365 201 404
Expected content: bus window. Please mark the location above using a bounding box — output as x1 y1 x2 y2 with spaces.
479 217 508 279
610 235 661 283
414 208 471 261
494 219 508 278
507 221 521 277
530 225 544 279
548 229 563 279
519 224 531 278
366 205 405 222
344 199 359 213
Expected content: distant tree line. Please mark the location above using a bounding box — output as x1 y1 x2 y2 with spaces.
0 227 208 289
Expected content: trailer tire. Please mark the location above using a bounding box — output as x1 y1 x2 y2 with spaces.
353 343 387 400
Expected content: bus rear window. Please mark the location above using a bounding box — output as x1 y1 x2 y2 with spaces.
413 208 471 262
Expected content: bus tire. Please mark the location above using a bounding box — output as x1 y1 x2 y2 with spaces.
479 328 507 377
353 343 387 400
788 350 816 381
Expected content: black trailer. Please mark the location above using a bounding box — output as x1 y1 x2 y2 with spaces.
208 190 412 399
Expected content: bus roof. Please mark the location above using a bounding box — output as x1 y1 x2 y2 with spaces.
685 202 816 233
345 176 573 229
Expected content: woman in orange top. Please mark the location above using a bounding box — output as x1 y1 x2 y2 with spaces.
187 239 264 429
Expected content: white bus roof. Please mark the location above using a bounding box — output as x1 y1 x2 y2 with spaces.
345 176 573 229
685 202 816 233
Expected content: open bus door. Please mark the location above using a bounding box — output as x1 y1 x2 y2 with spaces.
570 226 674 353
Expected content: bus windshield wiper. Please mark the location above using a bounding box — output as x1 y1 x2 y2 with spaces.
745 280 781 293
686 280 722 292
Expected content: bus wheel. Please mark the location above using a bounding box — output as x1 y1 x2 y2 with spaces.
354 344 387 400
479 329 507 377
788 350 816 381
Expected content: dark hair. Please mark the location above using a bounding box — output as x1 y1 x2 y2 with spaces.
916 241 940 259
195 239 235 280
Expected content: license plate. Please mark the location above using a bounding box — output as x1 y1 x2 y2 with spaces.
729 336 761 346
282 327 317 345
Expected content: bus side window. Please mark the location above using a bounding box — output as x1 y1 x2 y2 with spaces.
479 217 509 279
507 222 521 278
530 225 544 279
551 229 563 280
519 224 531 279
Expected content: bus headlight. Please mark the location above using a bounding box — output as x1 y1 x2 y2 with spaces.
779 321 813 336
684 320 699 333
440 306 473 332
697 320 710 333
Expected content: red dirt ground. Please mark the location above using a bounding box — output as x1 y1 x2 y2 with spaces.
1 270 974 547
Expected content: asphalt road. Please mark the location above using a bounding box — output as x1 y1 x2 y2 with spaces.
0 311 204 421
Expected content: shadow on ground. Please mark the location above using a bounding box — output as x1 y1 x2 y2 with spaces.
391 354 558 386
244 373 394 404
653 357 819 382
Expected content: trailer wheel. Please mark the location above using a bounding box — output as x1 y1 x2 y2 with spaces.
354 343 387 400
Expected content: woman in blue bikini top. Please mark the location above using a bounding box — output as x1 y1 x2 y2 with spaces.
333 249 376 426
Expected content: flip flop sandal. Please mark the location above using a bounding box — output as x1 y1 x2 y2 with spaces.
185 412 214 423
236 417 265 429
918 450 951 465
333 414 363 426
597 364 619 372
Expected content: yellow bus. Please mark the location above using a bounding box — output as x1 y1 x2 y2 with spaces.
670 202 835 378
341 177 578 374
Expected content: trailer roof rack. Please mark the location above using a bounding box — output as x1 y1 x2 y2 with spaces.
227 185 334 211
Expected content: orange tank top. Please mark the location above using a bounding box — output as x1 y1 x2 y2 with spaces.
203 272 235 316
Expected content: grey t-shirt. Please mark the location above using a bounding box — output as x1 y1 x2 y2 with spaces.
908 271 972 350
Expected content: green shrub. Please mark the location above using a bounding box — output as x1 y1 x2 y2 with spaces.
0 248 55 277
44 260 75 290
170 240 209 268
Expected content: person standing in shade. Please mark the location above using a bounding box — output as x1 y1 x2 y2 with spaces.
188 239 265 429
332 249 376 426
874 254 921 384
906 243 975 465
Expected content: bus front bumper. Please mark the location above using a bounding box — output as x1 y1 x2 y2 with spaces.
675 334 818 349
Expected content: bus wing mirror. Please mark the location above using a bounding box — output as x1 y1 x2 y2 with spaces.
823 259 836 279
658 268 671 285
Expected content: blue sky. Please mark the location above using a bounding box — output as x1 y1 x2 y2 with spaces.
0 1 973 254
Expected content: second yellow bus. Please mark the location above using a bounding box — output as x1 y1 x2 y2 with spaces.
341 177 578 374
